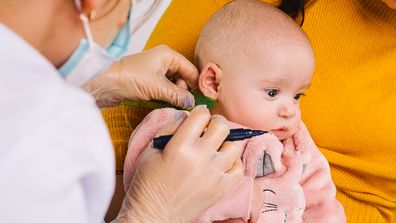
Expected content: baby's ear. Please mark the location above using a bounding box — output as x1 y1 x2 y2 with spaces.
198 62 223 100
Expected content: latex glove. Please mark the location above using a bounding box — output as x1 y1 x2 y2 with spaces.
83 45 199 109
113 105 244 223
195 129 284 223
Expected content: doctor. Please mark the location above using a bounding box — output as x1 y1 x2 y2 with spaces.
0 0 244 222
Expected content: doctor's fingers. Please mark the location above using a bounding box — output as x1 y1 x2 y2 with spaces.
175 78 189 90
156 45 199 90
212 141 244 173
200 114 230 150
163 105 212 156
150 77 195 109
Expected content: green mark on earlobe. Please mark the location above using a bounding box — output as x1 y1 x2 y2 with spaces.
193 91 215 109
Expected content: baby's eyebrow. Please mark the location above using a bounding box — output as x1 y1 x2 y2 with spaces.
299 83 311 91
259 78 288 84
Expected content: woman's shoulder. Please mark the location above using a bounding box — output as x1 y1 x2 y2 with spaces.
144 0 230 61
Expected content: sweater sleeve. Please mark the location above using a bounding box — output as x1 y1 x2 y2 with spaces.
293 123 346 223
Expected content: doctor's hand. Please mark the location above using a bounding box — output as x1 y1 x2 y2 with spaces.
82 45 198 109
112 106 244 223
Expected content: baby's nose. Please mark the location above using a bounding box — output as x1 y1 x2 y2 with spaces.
278 101 296 119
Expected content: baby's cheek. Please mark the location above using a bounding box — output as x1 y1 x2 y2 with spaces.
240 112 274 131
228 101 256 118
285 116 302 138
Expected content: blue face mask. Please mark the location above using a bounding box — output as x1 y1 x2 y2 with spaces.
58 0 133 86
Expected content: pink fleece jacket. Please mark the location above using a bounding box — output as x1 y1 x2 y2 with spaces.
123 108 345 223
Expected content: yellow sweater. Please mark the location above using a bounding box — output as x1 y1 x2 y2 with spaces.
102 0 396 222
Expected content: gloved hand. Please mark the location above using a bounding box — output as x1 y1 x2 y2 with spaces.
113 105 244 223
195 131 283 223
83 45 199 109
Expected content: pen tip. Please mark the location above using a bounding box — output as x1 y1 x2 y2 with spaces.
253 130 267 136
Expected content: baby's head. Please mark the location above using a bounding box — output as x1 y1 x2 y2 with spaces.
195 0 314 140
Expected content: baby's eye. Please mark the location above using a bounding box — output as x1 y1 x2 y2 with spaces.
293 93 305 101
266 89 279 97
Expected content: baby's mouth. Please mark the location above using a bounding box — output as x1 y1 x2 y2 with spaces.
273 127 288 132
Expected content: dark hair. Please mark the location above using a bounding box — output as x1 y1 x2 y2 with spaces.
278 0 306 26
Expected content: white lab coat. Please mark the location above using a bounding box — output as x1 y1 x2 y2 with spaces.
0 24 115 223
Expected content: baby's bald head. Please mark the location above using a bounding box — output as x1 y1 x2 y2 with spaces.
194 0 312 70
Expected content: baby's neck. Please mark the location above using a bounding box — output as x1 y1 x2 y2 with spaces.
209 103 224 116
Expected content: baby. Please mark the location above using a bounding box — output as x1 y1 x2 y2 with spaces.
195 1 312 142
123 0 345 222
